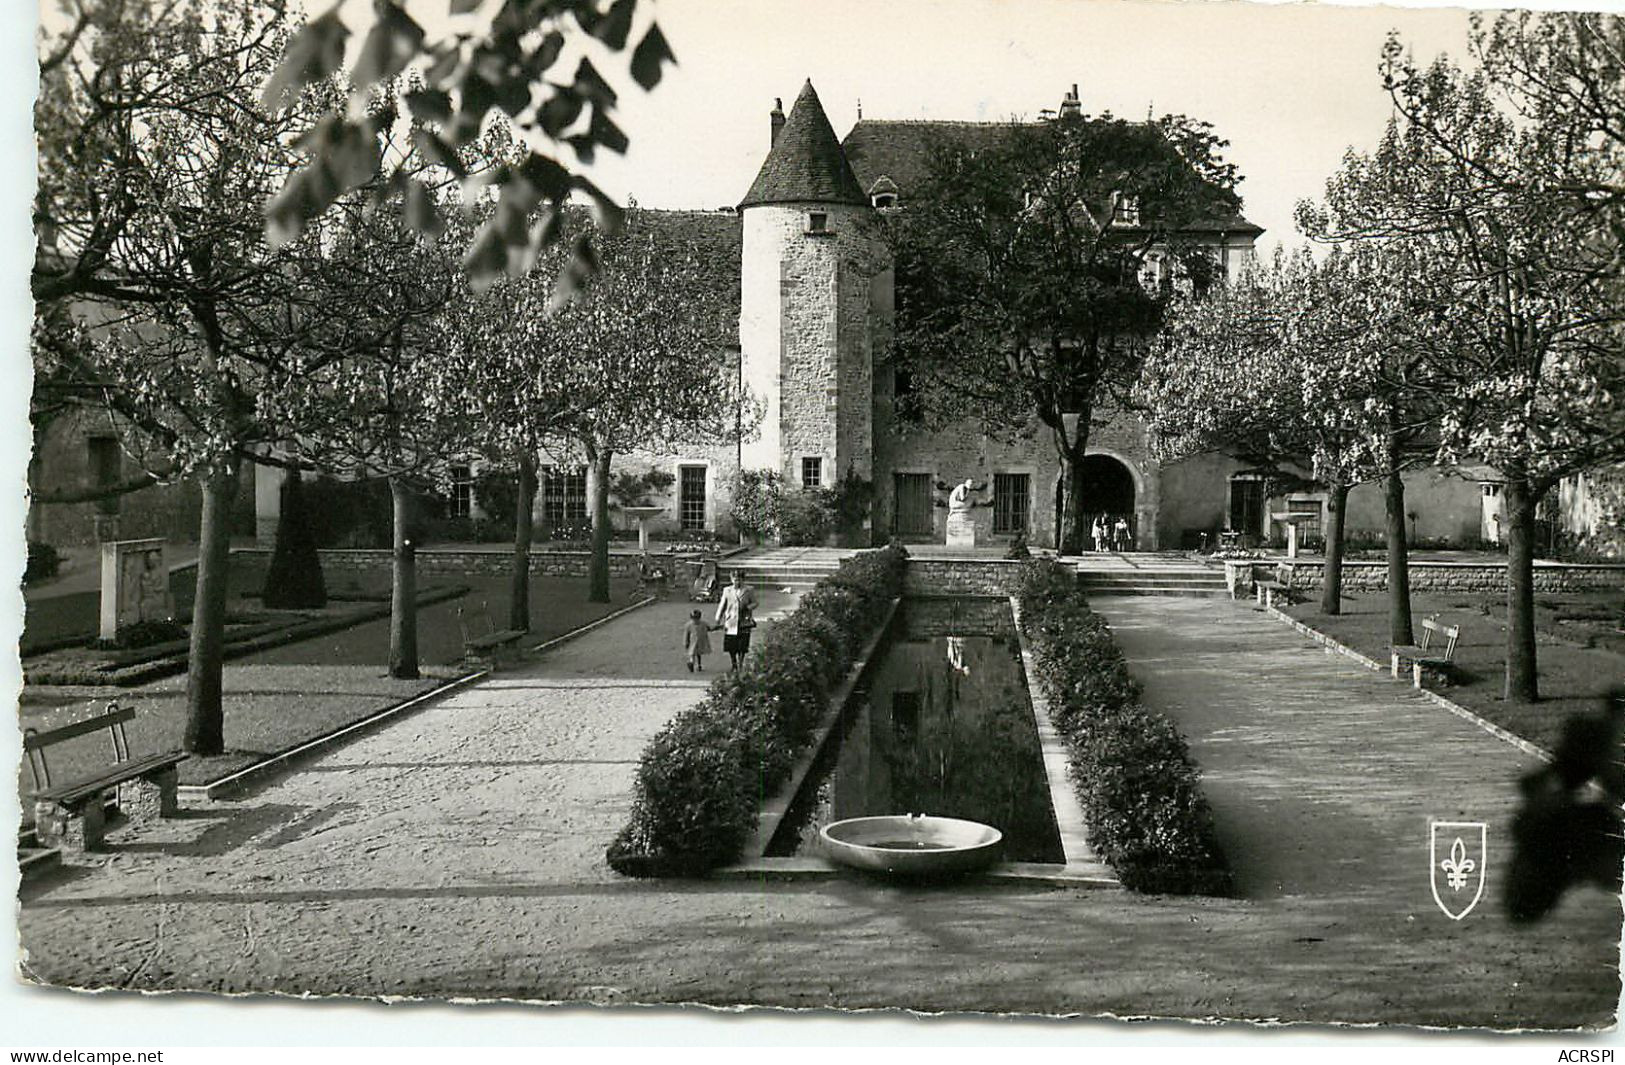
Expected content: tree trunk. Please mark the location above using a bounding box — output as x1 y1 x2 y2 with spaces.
1384 457 1414 647
509 452 538 633
1503 475 1540 703
389 477 419 679
183 464 235 756
1055 421 1091 555
1320 482 1350 616
586 445 612 603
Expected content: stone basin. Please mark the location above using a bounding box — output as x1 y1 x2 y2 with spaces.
819 814 1003 877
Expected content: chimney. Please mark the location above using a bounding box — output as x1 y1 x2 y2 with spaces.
1059 83 1081 118
770 97 786 147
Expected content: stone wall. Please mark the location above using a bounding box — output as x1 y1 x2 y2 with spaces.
1229 558 1625 596
234 547 642 579
903 558 1028 598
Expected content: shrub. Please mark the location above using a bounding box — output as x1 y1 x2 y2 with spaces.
94 617 187 650
24 541 61 585
1016 558 1231 896
777 489 836 546
608 543 908 876
729 468 784 541
263 471 327 609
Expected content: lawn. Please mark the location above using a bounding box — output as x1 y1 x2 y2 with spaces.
19 571 640 797
1281 587 1625 752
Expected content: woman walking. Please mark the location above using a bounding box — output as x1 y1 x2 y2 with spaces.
714 569 758 671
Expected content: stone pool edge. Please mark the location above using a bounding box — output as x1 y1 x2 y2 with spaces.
1009 595 1118 886
716 594 1119 889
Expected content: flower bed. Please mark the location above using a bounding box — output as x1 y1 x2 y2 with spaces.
607 543 908 877
1015 559 1231 895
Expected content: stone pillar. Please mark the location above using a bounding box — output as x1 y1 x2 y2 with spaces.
34 799 105 851
100 538 172 642
118 769 178 823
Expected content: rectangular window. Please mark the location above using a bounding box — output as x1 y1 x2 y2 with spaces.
87 436 120 516
541 465 587 530
993 473 1030 536
679 465 707 531
801 456 823 489
806 212 828 234
449 464 473 519
1230 478 1265 538
893 473 933 537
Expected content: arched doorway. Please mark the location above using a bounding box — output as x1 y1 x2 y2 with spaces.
1051 453 1142 549
1080 454 1136 547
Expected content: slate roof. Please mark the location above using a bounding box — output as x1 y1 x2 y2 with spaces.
841 119 1017 200
633 208 743 331
739 81 868 209
840 117 1263 237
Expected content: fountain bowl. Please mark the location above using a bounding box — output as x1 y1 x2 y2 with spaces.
819 815 1003 877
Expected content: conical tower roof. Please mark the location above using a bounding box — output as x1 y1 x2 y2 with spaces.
740 80 868 209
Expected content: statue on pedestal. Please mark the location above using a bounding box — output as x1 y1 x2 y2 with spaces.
936 478 988 548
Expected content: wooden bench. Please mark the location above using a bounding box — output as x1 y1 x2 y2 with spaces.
458 599 525 669
1391 617 1461 689
1254 562 1298 608
24 703 188 852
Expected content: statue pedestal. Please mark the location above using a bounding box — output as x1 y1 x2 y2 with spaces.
946 513 977 549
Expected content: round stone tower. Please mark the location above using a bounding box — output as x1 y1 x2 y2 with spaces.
737 80 878 492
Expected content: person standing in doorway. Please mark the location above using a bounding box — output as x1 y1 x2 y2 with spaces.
715 569 758 671
1091 515 1106 552
1114 514 1131 552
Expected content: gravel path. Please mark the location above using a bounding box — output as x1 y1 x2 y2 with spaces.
17 589 1620 1029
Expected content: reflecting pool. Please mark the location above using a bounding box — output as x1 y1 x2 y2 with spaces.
772 598 1064 864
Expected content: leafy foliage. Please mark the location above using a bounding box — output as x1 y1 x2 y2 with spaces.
260 0 678 294
1294 14 1625 700
24 542 62 585
607 544 908 876
887 110 1243 551
1015 559 1231 894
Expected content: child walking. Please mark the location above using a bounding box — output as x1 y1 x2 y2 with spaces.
683 609 712 673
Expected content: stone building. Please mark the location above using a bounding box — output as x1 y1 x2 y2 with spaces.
612 80 1275 550
252 82 1551 552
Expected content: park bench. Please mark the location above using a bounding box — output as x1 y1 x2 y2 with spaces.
1254 562 1298 608
458 599 525 669
24 702 187 852
1391 617 1462 689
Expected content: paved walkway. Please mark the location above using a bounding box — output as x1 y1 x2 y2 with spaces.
16 591 1620 1027
1093 597 1553 901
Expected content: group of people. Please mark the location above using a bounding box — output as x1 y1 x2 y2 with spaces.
1091 514 1134 552
680 569 757 673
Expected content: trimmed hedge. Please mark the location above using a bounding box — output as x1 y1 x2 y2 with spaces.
607 543 908 876
1016 559 1232 895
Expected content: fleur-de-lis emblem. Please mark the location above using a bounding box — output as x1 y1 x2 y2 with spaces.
1439 837 1476 891
1430 820 1487 920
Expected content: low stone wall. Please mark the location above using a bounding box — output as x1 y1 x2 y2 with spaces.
1227 558 1625 597
903 558 1027 598
234 547 641 579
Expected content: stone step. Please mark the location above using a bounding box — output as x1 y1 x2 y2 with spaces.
1081 571 1222 583
1083 585 1231 598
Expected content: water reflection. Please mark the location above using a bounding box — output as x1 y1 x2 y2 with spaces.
779 598 1065 864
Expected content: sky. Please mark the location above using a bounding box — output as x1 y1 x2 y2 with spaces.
576 0 1485 256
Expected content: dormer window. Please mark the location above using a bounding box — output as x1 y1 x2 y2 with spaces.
1111 191 1141 227
871 193 897 209
806 211 829 235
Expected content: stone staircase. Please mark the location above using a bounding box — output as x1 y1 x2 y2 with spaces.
1074 553 1229 598
722 547 855 592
